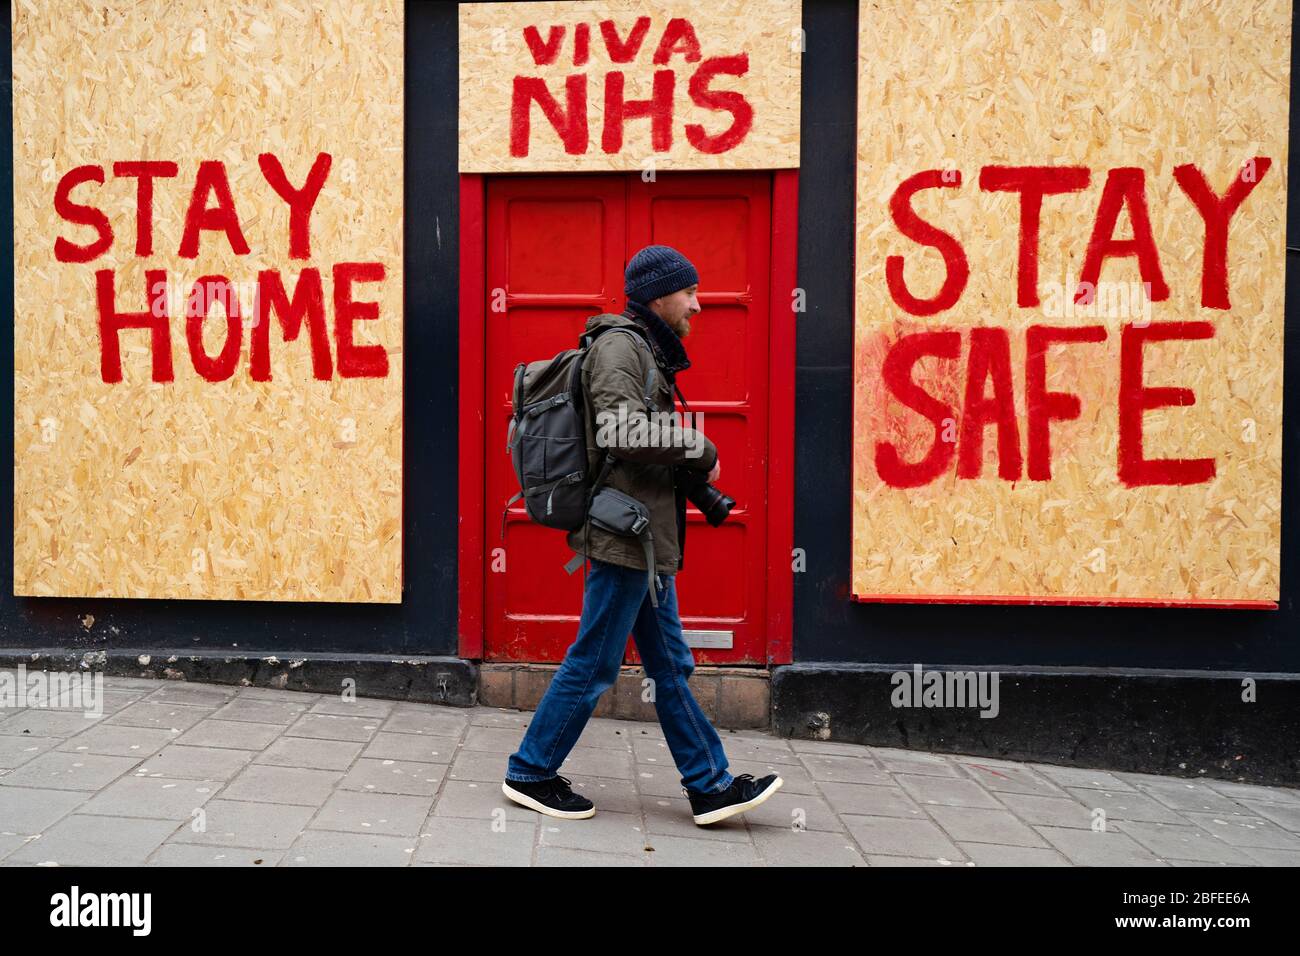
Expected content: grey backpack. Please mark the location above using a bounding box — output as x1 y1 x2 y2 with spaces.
501 325 664 601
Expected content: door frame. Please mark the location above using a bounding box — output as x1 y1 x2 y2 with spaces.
457 169 798 666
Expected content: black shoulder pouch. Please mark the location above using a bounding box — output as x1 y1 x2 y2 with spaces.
587 487 659 605
588 487 650 536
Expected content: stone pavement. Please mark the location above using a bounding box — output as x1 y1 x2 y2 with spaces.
1 676 1298 867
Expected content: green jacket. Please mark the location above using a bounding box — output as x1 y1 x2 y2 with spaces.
566 311 718 575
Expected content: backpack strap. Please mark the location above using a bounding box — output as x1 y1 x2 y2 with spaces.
529 472 585 516
501 472 583 540
580 325 659 414
640 531 659 607
506 362 527 454
500 492 521 541
673 381 691 415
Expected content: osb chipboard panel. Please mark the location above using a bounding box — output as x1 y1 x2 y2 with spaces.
852 0 1289 605
12 0 404 602
459 0 802 172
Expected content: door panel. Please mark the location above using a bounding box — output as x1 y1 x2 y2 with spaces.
485 172 771 665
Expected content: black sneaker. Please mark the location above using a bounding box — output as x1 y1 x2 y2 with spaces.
502 773 595 819
683 772 783 825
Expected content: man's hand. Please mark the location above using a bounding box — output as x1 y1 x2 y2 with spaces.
707 458 720 484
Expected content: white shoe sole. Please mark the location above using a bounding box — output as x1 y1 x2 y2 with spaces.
502 780 596 819
692 776 784 826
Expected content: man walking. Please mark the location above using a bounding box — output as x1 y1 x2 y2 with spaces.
502 244 783 826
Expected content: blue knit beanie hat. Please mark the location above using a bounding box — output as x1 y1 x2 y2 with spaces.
624 244 699 304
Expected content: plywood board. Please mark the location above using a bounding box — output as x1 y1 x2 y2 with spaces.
459 0 802 172
852 0 1289 605
12 0 404 602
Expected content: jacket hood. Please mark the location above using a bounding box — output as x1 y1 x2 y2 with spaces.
582 311 646 336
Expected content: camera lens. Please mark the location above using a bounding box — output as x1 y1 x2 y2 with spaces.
678 469 734 527
696 485 735 527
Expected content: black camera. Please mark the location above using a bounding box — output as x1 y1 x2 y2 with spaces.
674 466 735 527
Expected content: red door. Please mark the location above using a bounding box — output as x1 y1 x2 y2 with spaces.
485 171 771 665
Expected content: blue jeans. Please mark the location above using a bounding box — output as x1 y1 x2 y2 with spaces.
506 557 735 795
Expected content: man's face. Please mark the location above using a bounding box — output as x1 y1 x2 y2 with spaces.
648 284 700 338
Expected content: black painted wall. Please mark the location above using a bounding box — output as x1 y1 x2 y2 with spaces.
0 2 461 655
792 0 1300 672
1 0 1296 675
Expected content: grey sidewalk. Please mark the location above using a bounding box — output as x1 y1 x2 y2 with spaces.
1 676 1298 867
